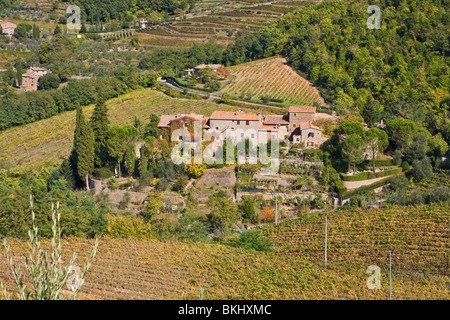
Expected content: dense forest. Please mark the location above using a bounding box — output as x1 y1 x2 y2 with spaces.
206 0 449 143
0 0 16 11
267 0 448 114
69 0 196 23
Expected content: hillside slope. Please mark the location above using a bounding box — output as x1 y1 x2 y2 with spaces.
0 89 249 170
0 204 448 300
221 56 326 106
136 0 314 49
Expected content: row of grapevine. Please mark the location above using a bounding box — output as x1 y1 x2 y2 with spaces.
222 57 325 106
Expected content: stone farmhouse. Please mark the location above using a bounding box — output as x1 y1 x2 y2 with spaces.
157 106 328 150
157 113 210 144
0 20 17 39
184 64 223 77
14 66 50 91
138 19 148 29
27 67 50 77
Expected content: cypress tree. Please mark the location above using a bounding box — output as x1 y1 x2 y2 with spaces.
16 61 23 87
54 25 62 35
139 145 148 178
73 107 95 190
90 99 110 167
32 24 40 40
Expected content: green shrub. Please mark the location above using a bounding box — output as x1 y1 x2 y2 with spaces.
93 167 114 179
228 229 273 252
341 167 402 181
107 177 117 190
118 181 134 190
105 214 153 239
401 161 411 171
426 185 450 204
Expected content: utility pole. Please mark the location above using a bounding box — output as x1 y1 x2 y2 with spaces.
389 250 392 300
274 186 278 225
325 216 328 266
379 188 382 216
303 182 306 211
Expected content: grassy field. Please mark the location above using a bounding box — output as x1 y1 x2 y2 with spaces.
0 88 250 170
221 56 326 106
0 203 448 300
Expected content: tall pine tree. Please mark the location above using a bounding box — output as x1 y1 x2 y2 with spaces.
90 99 110 167
73 106 95 190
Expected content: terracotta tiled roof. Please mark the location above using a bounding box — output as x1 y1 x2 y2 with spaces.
194 64 222 70
157 113 209 128
289 106 316 113
29 67 49 72
210 110 261 121
259 124 279 131
298 121 322 131
264 115 289 125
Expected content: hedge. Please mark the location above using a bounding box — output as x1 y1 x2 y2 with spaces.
341 167 403 181
360 159 395 168
334 159 395 172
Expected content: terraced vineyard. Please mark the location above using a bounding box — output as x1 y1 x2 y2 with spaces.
136 0 314 49
0 89 251 170
221 56 326 106
14 0 70 15
261 203 450 299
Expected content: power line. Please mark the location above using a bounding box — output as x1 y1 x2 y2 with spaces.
393 255 450 289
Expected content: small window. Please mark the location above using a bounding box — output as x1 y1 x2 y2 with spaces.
294 113 297 117
293 124 296 128
237 120 240 125
178 136 183 141
216 127 219 130
184 122 188 128
308 132 314 138
246 120 249 126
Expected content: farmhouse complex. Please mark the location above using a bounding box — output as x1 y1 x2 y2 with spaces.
157 106 328 148
14 66 51 91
